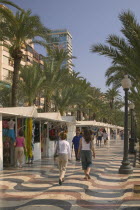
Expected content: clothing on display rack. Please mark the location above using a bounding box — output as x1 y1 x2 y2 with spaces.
8 119 15 142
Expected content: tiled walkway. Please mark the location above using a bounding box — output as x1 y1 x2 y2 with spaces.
0 140 140 210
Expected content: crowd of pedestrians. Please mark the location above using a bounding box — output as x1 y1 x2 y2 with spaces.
54 127 115 185
13 126 124 186
54 129 96 185
54 127 125 185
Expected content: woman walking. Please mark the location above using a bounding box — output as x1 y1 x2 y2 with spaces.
103 130 108 145
54 131 71 185
78 129 95 180
14 129 26 168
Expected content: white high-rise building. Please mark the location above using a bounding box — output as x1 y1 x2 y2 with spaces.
47 29 72 71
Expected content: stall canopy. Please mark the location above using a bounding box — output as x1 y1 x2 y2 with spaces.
0 106 38 118
37 112 74 123
62 116 76 123
38 112 62 121
76 120 123 130
76 120 97 127
0 107 75 123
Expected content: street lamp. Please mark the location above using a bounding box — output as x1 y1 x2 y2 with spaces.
129 103 135 153
119 75 133 174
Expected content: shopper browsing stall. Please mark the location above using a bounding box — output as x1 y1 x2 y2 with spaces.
14 129 26 168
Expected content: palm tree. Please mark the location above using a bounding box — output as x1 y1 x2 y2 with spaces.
42 47 74 112
53 77 91 116
0 7 49 106
0 0 22 10
84 87 103 120
52 85 80 115
0 82 11 106
105 88 121 109
18 64 45 106
91 10 140 89
42 60 70 111
91 10 140 128
46 45 75 67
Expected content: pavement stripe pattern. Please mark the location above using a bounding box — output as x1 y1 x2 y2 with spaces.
0 140 140 210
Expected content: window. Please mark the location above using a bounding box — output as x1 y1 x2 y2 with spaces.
9 58 14 66
26 45 33 54
33 50 39 60
8 70 13 79
3 68 8 77
24 55 32 63
39 54 44 60
39 64 44 70
3 68 13 81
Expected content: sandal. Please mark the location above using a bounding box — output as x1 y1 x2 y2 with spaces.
86 174 91 179
62 178 65 182
84 175 88 180
59 179 62 185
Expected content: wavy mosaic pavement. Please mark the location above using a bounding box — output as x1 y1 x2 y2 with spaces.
0 140 140 210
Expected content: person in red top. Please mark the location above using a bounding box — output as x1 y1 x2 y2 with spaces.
14 129 26 168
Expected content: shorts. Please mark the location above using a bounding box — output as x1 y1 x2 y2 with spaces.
97 136 102 140
81 150 92 170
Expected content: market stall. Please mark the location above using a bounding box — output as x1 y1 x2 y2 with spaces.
76 120 124 141
37 113 76 158
0 106 38 170
0 108 76 171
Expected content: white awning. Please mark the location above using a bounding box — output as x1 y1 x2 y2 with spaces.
37 112 67 122
76 121 97 126
76 120 123 129
0 106 38 118
0 107 75 124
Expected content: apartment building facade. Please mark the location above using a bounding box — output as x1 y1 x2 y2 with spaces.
0 41 44 84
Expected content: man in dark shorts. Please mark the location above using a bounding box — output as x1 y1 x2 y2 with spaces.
72 131 82 161
97 129 103 146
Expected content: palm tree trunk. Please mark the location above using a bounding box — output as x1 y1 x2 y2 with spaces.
55 104 58 112
88 109 91 120
77 110 79 120
11 57 21 107
28 100 32 106
60 110 64 116
77 110 81 121
44 97 46 112
71 111 74 116
44 97 51 112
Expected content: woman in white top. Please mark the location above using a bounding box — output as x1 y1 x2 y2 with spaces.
54 131 71 185
78 129 95 180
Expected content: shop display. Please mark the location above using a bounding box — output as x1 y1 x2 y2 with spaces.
25 118 34 164
8 119 15 142
2 119 16 167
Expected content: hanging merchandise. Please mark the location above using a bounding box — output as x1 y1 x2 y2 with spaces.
25 118 33 163
2 119 14 167
49 125 56 140
8 119 15 142
3 120 9 137
3 136 10 166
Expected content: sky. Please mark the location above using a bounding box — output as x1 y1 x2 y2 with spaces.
9 0 140 93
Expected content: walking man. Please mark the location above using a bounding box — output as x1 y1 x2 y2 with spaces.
72 131 82 161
